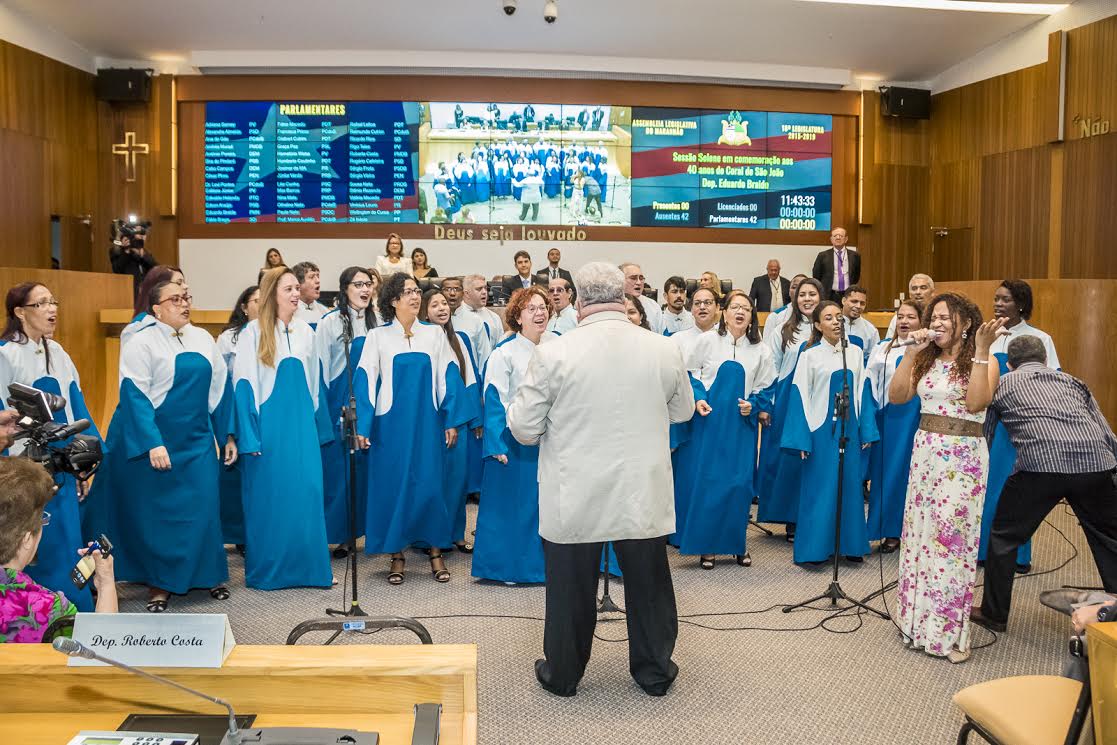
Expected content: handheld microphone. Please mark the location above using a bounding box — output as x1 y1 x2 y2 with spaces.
893 331 941 348
52 637 243 744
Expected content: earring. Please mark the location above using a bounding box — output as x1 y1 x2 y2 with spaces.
962 331 968 339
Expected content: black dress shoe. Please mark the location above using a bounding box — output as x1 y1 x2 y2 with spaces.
534 659 576 697
331 547 349 559
844 555 864 563
969 607 1007 633
1015 563 1032 574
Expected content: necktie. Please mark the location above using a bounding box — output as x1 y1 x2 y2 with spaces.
551 268 557 279
836 250 846 292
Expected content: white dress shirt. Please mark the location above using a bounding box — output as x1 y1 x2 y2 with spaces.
546 304 578 335
662 308 695 336
831 248 851 292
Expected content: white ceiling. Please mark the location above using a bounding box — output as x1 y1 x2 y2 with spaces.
4 0 1065 84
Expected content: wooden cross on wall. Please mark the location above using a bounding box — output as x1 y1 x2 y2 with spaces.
111 131 150 182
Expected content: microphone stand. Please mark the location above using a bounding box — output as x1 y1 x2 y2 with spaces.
784 320 888 619
327 313 366 618
597 544 623 615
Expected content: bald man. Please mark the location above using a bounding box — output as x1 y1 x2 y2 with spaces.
748 259 791 313
886 274 935 339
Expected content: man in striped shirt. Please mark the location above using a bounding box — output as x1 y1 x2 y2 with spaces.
971 335 1117 632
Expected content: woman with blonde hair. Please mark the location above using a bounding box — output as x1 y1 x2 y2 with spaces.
374 233 413 278
233 267 333 590
698 271 724 300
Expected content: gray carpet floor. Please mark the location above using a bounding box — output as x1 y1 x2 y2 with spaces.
116 504 1097 744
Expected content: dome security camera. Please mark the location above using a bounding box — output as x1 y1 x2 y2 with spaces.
543 0 557 23
503 0 517 15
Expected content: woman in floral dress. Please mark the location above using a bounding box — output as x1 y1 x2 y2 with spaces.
887 293 1005 663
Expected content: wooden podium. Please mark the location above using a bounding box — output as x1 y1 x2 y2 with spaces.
0 643 478 745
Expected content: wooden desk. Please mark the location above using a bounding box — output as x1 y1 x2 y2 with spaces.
1087 622 1117 744
1 643 477 745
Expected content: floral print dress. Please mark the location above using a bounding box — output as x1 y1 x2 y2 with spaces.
0 567 76 644
896 359 988 657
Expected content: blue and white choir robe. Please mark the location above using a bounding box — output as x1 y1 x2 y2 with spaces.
97 321 229 593
233 319 333 590
980 322 1060 565
294 300 329 330
864 340 920 541
755 320 812 524
472 334 547 583
666 326 710 452
843 316 880 363
474 159 492 202
315 308 373 545
454 305 501 494
672 332 776 557
780 340 879 563
355 321 473 554
0 337 101 610
214 327 246 545
442 330 483 546
493 160 512 197
662 309 695 337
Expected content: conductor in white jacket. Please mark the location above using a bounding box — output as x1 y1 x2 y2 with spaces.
507 261 695 697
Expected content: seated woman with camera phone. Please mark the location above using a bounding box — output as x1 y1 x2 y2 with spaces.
0 456 117 644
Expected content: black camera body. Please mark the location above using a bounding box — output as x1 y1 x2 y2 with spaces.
7 383 102 479
111 217 152 249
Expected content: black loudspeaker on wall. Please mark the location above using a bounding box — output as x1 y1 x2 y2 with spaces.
879 86 931 120
95 68 153 103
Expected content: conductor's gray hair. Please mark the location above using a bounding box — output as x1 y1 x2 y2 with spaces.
1006 335 1047 368
575 262 625 306
463 273 486 286
910 273 935 288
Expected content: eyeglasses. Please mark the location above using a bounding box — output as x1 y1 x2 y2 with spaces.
525 304 549 315
692 300 716 308
400 288 423 297
23 299 60 309
42 510 51 526
349 281 374 289
726 304 751 313
158 294 192 307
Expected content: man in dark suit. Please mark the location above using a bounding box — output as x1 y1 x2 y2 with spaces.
499 249 545 302
536 247 574 285
811 226 861 303
748 259 792 313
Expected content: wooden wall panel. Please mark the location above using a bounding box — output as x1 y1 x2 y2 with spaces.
977 147 1050 279
1061 132 1117 278
858 164 929 307
1064 13 1117 139
0 40 100 270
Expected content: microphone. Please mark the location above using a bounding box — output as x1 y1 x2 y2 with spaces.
52 418 91 440
893 331 941 348
52 637 243 744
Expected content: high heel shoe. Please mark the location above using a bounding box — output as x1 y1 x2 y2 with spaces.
736 553 751 567
387 555 406 585
430 553 450 583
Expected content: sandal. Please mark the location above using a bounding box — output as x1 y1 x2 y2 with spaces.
699 556 715 570
146 594 169 613
736 553 751 567
454 541 474 554
388 555 406 585
430 553 451 583
209 586 230 600
880 538 901 554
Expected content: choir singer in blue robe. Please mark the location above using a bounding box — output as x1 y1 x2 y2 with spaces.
780 301 878 565
99 280 235 612
233 267 334 590
1 282 101 611
355 274 473 585
865 300 924 553
755 278 824 537
472 286 554 584
674 291 775 569
315 267 377 549
420 288 482 554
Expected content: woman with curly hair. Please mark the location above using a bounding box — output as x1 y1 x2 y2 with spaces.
889 292 1005 663
472 286 553 584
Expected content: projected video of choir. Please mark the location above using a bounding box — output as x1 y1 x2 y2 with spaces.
417 102 632 226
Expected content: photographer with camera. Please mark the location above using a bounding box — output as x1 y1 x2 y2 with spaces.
1 282 102 611
109 220 156 299
0 456 117 644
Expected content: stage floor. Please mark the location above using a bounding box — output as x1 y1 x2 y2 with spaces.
113 503 1093 744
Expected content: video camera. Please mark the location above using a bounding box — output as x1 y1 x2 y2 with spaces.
6 382 102 480
111 215 152 249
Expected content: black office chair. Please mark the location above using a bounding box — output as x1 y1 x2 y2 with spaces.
416 277 434 292
428 277 443 290
642 287 659 302
489 280 508 306
720 279 733 295
685 278 699 299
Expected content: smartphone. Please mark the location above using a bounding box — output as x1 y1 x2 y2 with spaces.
71 534 112 590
